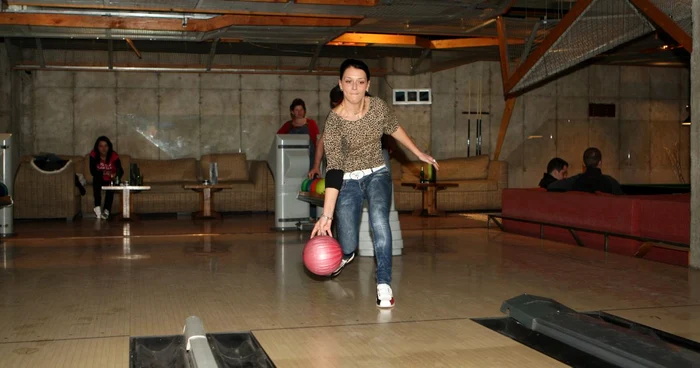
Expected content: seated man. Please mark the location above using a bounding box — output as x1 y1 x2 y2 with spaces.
539 157 568 188
548 147 623 195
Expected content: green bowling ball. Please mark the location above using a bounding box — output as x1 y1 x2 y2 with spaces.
301 178 311 192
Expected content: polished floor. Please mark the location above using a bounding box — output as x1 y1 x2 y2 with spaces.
1 214 699 367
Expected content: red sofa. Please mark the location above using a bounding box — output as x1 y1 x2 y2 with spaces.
501 189 689 266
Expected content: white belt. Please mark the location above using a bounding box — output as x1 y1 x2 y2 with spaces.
343 165 386 180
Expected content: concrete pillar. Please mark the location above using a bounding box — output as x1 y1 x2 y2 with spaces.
691 1 700 269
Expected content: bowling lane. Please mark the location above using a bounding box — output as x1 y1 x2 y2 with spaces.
2 227 699 341
0 337 128 368
605 305 700 342
252 318 566 368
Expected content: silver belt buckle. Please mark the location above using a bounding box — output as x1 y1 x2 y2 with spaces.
350 171 362 180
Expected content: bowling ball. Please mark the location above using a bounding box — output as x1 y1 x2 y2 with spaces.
310 178 319 194
315 178 326 195
301 178 311 192
303 236 343 276
304 178 313 192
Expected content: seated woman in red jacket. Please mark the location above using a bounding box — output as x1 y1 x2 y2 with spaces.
89 136 124 220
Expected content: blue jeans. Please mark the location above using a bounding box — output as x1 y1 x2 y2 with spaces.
336 167 393 284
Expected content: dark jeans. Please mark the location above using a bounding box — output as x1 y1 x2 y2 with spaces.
336 167 393 284
92 177 114 212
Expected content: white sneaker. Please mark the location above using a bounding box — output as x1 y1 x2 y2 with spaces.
101 210 110 220
93 206 102 218
376 284 395 309
330 252 355 278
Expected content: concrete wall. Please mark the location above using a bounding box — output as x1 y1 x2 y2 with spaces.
0 44 11 134
17 70 342 160
14 57 690 188
428 62 690 188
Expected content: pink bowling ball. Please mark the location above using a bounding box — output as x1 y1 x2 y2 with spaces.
303 236 343 276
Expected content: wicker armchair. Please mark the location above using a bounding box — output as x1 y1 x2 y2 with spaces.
199 154 269 212
14 157 81 221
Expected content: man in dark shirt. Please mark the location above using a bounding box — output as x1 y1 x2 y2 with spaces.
548 147 624 195
539 157 569 188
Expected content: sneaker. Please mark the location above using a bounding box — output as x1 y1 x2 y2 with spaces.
101 210 110 220
376 284 395 309
93 206 102 219
330 252 355 278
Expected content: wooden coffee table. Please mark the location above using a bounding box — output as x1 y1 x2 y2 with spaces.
401 182 458 217
184 184 233 219
103 185 151 221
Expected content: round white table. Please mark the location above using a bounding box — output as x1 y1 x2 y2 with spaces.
102 185 151 221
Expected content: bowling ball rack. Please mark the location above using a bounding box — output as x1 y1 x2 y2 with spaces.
130 316 275 368
474 294 700 368
295 191 338 235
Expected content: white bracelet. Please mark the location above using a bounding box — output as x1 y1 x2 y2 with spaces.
321 214 333 221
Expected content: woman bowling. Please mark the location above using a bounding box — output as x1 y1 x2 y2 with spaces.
310 59 438 309
90 136 124 220
308 85 349 179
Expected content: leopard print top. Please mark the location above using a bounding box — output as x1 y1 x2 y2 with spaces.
323 97 399 173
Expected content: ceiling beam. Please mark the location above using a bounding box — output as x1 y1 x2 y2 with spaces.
503 0 593 95
125 39 142 59
518 20 540 69
0 13 356 31
308 42 324 72
496 16 509 94
628 0 692 52
4 38 18 67
12 61 388 76
295 0 379 5
35 38 45 69
6 2 365 18
107 39 113 70
330 33 524 49
234 0 378 4
430 37 523 49
206 38 219 71
410 48 432 75
331 33 423 47
493 97 517 161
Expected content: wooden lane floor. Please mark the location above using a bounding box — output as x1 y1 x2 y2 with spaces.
606 305 700 342
0 220 698 367
11 212 487 239
253 319 566 368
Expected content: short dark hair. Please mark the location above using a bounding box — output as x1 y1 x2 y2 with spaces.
546 158 568 174
339 59 370 80
290 98 306 112
583 147 602 168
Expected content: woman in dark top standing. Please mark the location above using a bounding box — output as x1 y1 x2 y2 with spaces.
89 136 123 220
311 59 438 309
